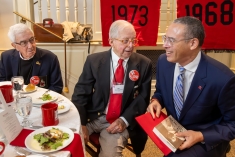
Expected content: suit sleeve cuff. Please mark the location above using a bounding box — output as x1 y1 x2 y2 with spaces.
120 117 129 127
150 98 158 103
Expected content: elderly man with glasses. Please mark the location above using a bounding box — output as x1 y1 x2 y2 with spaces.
72 20 152 157
0 23 63 93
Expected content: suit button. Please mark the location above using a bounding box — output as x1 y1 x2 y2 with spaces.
87 119 90 122
98 112 100 116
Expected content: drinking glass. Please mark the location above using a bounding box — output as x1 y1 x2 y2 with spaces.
16 96 32 127
11 76 24 98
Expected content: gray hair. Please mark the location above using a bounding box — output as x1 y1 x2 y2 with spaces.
174 16 205 46
8 23 34 43
109 20 135 39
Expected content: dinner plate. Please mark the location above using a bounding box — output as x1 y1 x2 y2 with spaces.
31 92 58 105
25 126 74 153
58 102 70 114
26 155 46 157
20 85 37 94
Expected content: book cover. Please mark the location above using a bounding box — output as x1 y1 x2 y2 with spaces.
135 112 171 156
153 115 186 152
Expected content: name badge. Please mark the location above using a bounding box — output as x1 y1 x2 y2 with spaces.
112 84 124 94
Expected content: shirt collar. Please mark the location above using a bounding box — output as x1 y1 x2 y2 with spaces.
19 51 34 60
111 48 129 66
176 51 201 72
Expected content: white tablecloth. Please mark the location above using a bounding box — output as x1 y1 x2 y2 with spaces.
0 81 84 157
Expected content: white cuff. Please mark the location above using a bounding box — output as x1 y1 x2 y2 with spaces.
120 117 129 127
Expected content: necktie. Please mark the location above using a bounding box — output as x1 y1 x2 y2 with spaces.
106 59 124 123
173 66 185 119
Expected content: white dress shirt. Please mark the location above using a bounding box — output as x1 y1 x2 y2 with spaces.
104 49 129 126
173 51 201 101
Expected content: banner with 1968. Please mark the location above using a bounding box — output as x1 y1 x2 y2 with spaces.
100 0 161 46
177 0 235 50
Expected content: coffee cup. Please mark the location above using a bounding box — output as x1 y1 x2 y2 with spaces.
41 102 59 126
0 85 14 103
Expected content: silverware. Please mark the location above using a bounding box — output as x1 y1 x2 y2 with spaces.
69 128 77 132
43 89 50 95
30 125 77 132
33 105 41 108
38 89 50 99
15 147 31 156
56 99 64 103
15 146 56 157
32 99 64 108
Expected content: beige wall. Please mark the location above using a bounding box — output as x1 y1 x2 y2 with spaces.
36 43 110 99
0 1 15 50
231 55 235 73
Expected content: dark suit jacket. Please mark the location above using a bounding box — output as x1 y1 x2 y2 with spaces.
153 52 235 157
0 48 63 93
72 49 152 154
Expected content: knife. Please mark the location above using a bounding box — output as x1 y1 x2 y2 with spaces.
30 126 77 132
30 125 43 129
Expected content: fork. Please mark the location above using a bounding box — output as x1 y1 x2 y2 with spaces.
56 98 64 103
29 125 77 132
15 146 56 157
32 98 64 108
37 89 50 99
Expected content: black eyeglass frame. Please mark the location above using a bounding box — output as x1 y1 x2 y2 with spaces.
14 37 36 47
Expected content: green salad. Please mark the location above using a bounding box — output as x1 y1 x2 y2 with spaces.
41 93 52 101
33 128 69 150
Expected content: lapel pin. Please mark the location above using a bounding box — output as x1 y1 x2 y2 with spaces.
129 70 139 81
36 61 41 65
198 86 202 90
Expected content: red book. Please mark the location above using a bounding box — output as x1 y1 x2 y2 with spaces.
135 112 171 156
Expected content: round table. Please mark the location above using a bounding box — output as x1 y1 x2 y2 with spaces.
0 81 83 157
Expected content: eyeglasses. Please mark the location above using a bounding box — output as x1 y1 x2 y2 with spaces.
114 38 138 46
162 35 193 46
15 37 36 47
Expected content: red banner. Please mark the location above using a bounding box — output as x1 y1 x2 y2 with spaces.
177 0 235 50
100 0 161 46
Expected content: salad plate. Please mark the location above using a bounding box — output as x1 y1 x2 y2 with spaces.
31 91 58 105
58 102 70 114
23 155 45 157
25 126 74 153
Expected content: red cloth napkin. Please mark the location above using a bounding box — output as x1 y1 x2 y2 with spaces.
10 129 84 157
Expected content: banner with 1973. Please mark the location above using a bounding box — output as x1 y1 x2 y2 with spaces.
100 0 161 46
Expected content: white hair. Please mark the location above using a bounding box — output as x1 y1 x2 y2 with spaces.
109 20 135 39
7 23 34 43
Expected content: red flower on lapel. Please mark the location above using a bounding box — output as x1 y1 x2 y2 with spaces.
198 86 202 90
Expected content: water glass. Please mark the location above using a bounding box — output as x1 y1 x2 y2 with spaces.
16 96 32 127
11 76 24 98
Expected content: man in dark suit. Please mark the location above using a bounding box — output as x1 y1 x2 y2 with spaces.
0 23 63 93
72 20 152 157
147 16 235 157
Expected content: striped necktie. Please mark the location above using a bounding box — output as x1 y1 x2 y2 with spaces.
173 66 185 119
